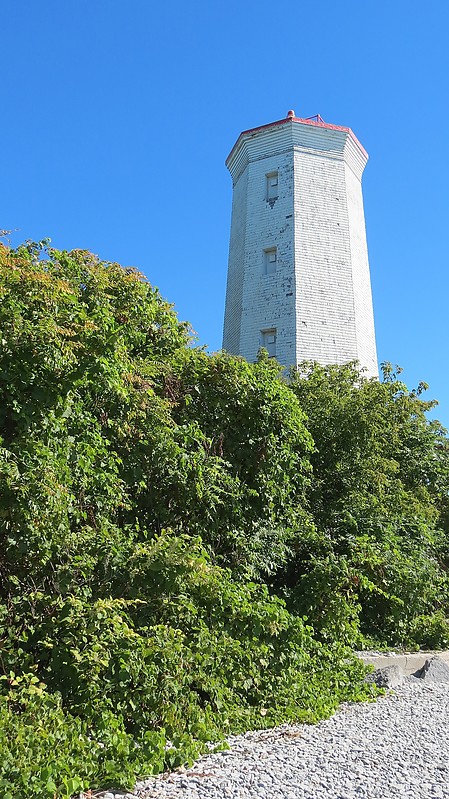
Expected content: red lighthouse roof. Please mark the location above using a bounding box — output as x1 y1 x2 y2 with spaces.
226 111 368 166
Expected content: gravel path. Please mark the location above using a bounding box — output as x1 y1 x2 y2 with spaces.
126 681 449 799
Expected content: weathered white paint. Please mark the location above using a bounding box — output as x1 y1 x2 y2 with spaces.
222 113 378 377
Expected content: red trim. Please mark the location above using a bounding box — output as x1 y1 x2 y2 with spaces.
226 116 368 165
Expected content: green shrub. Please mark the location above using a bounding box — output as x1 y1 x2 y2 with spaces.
1 242 448 796
407 612 449 649
0 673 167 799
288 361 449 646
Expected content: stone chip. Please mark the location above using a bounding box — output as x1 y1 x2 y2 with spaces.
416 655 449 683
365 664 404 688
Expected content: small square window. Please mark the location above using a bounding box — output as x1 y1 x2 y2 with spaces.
261 328 277 358
266 172 279 201
264 247 277 275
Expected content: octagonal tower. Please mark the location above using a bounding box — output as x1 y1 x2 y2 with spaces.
222 111 378 377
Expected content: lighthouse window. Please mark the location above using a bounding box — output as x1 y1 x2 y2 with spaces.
263 247 277 275
266 172 279 201
261 328 277 358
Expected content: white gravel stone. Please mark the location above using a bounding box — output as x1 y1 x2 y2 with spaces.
124 681 449 798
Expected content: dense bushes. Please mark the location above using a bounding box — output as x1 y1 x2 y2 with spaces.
287 362 449 645
0 241 448 796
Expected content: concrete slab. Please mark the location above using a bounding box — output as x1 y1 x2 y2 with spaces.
357 650 449 677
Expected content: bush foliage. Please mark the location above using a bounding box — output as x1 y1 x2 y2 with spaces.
1 241 448 797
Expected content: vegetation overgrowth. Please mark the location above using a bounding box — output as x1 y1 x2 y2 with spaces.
1 241 448 797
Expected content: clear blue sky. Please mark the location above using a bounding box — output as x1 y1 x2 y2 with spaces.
1 0 448 427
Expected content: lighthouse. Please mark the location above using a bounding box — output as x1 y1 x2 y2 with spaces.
222 110 378 377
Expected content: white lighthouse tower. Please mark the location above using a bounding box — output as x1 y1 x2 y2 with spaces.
222 110 378 377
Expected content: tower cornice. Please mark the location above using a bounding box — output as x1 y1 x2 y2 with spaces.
226 114 368 183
